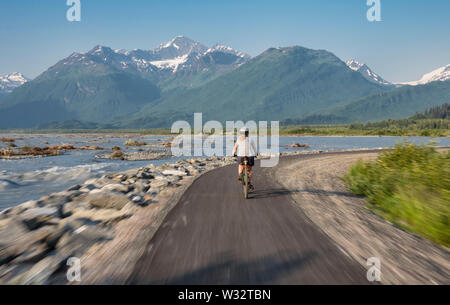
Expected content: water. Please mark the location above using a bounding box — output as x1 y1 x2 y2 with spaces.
1 134 449 210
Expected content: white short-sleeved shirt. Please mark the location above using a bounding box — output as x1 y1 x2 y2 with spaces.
235 137 257 157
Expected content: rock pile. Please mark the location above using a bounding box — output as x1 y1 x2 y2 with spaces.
0 156 234 284
96 149 172 161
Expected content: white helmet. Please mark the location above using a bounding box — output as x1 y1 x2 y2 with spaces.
240 127 249 134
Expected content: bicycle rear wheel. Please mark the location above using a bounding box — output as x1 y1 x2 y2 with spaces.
243 167 249 199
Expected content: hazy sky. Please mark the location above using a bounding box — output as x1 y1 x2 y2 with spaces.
1 0 449 82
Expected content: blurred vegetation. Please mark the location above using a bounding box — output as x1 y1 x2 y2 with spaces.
344 142 450 247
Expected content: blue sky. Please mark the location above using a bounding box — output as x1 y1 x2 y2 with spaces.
1 0 449 82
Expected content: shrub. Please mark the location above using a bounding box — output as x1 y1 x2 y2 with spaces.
344 142 450 246
125 140 147 146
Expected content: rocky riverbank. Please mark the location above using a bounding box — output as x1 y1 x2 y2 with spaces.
0 144 103 160
0 155 235 284
95 149 171 161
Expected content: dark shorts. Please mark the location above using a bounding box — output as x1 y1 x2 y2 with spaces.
237 156 255 167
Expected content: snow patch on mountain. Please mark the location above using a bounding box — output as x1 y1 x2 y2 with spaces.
346 60 391 86
397 64 450 86
150 54 189 72
205 44 250 59
0 72 29 93
346 59 364 72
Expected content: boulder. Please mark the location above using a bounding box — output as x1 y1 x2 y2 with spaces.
162 169 188 176
131 196 143 204
85 191 132 210
136 172 154 180
287 143 310 148
66 208 131 224
36 194 70 208
67 184 81 192
112 174 127 182
44 225 73 250
0 219 29 247
20 200 39 211
134 181 150 193
146 188 159 196
186 166 200 176
79 184 98 193
0 226 53 265
151 179 169 189
10 243 49 264
14 250 68 285
166 175 181 183
60 201 91 218
20 207 59 230
101 183 132 194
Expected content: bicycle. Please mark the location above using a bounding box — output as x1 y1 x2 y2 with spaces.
241 156 250 199
233 155 252 199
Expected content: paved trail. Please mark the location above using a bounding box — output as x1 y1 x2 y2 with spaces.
128 152 374 284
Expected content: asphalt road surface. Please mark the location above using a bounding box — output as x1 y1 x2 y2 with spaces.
128 153 371 284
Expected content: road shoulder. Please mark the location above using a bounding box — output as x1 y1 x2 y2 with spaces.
273 152 450 284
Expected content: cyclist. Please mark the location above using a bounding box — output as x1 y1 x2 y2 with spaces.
232 127 257 190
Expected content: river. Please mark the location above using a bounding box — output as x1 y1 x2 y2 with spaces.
1 133 448 210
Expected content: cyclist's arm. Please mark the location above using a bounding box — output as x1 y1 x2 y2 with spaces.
251 140 257 156
232 143 238 156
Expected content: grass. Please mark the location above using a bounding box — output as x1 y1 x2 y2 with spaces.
344 142 450 247
280 123 450 137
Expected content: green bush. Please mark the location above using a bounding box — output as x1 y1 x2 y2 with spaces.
344 142 450 246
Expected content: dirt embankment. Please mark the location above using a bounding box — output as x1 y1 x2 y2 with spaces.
273 152 449 284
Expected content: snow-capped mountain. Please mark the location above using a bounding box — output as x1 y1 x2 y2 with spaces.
146 37 250 73
0 72 29 94
153 36 208 60
41 36 251 87
205 44 251 59
397 64 450 86
346 60 391 86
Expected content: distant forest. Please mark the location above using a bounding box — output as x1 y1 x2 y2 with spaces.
349 103 450 131
411 103 449 120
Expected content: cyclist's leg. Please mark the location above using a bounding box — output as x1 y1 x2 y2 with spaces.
248 157 255 188
247 166 255 190
237 156 244 181
249 157 255 180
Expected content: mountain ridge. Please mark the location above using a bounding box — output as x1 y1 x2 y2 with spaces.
117 46 391 128
346 60 392 86
287 80 450 124
0 37 448 129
